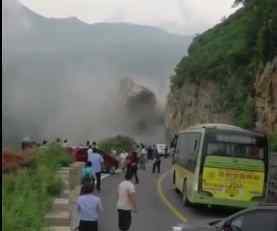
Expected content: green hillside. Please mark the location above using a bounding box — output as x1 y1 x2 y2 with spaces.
171 0 277 128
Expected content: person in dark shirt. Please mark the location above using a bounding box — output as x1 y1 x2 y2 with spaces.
152 145 161 174
147 145 153 160
127 152 139 184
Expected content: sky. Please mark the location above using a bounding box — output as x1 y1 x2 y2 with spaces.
19 0 239 35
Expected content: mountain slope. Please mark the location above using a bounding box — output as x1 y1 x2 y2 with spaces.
166 0 277 138
3 0 192 145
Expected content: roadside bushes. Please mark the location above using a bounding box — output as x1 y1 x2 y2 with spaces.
98 135 137 153
3 144 73 231
2 149 35 172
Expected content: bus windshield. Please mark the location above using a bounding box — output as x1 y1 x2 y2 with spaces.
206 134 266 160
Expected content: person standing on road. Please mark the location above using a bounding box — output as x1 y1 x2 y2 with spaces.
81 161 95 185
87 145 93 155
63 138 69 148
139 145 147 170
75 183 103 231
152 145 161 174
88 146 104 192
119 151 128 172
117 171 137 231
127 152 139 184
147 145 153 160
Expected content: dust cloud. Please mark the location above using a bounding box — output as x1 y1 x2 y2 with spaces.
2 0 176 147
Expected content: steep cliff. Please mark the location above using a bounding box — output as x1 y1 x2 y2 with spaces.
255 57 277 135
166 80 234 131
166 0 277 136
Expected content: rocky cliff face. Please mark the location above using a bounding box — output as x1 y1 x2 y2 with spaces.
255 57 277 135
166 80 233 133
166 57 277 135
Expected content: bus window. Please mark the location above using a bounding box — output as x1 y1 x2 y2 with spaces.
176 135 186 165
177 133 201 171
207 142 226 155
206 135 265 160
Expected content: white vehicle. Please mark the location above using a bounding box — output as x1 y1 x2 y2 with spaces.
156 144 168 156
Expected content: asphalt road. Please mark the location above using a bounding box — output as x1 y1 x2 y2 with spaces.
96 159 236 231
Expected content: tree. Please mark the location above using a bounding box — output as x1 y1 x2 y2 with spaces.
233 0 253 7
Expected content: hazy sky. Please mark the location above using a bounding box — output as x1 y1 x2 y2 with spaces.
20 0 238 35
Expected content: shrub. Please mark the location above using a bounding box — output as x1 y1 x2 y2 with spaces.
98 135 137 153
3 143 73 231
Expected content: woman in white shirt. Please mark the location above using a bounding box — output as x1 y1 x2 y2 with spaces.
117 170 137 231
76 183 103 231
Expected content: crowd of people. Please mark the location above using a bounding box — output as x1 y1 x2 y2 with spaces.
20 137 167 231
75 141 168 231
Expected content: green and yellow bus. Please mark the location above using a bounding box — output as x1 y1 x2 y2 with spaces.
171 124 269 208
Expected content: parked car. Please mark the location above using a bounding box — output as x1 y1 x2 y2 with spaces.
179 204 277 231
21 136 35 150
71 146 119 173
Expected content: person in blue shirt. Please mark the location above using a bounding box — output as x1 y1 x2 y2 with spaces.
81 161 95 185
75 183 103 231
87 145 104 192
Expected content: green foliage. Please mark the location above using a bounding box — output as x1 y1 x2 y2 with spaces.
98 135 137 153
170 0 276 128
236 96 255 128
3 144 73 231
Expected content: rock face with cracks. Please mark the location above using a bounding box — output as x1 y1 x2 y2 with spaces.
166 57 277 138
255 57 277 135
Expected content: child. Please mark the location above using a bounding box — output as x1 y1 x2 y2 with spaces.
81 161 95 185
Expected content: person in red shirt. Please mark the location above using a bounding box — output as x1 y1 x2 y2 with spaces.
126 152 139 184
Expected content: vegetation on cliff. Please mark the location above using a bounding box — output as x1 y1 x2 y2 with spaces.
171 0 277 128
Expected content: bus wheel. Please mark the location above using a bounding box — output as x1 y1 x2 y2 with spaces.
182 180 190 207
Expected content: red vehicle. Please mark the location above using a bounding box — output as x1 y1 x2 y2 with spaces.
71 146 119 173
21 137 35 151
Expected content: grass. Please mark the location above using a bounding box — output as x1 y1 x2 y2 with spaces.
3 143 73 231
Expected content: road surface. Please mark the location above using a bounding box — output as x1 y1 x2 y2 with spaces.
95 159 235 231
